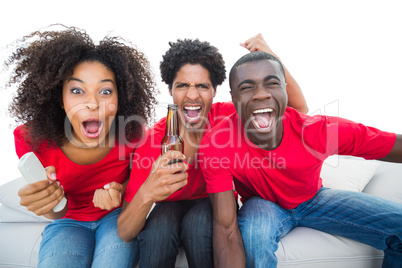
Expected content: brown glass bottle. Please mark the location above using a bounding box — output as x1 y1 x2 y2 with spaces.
161 104 184 164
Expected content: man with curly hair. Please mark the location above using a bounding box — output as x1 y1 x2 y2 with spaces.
8 26 157 267
118 34 308 267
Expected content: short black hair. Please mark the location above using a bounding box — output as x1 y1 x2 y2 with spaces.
160 39 226 89
229 51 286 87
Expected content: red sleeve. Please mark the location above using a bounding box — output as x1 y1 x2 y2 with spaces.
199 117 235 194
124 126 162 203
283 108 396 161
125 152 152 202
325 116 396 159
14 125 33 158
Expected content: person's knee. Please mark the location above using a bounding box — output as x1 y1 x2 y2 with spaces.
39 221 95 266
138 206 182 267
39 251 92 268
181 199 212 240
239 214 270 244
182 215 212 243
239 198 266 227
238 197 284 247
92 241 138 268
139 206 182 246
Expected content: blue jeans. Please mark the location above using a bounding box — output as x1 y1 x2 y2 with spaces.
137 198 213 268
238 188 402 268
38 207 139 268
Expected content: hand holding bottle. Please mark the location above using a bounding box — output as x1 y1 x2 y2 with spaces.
141 150 188 202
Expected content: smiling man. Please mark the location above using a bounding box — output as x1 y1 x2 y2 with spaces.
118 36 308 267
199 51 402 267
232 55 287 151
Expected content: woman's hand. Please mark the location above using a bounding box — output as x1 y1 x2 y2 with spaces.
18 166 66 217
93 182 123 210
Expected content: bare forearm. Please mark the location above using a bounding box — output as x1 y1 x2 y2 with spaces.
117 188 154 242
271 53 307 114
283 65 308 114
380 134 402 163
213 219 245 267
210 191 245 267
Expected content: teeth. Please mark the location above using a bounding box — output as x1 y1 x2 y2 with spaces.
253 108 273 114
184 106 201 110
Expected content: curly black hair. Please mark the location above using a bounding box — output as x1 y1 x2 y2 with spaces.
160 39 226 89
6 26 157 148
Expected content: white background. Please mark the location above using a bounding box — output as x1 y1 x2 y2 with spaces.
1 0 401 186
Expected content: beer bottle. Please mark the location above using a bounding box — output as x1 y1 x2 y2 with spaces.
161 104 184 164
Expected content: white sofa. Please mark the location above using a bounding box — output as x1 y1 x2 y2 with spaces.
0 156 401 268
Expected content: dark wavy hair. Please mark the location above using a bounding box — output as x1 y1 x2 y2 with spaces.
160 39 226 89
6 26 157 148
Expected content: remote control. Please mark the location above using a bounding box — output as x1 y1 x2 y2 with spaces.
18 152 67 212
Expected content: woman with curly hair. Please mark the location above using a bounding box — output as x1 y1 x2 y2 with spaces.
6 26 157 267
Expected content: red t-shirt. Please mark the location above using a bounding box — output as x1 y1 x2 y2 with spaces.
199 107 396 209
14 126 135 221
125 102 236 202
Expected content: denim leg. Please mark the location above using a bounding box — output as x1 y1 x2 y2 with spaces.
238 197 295 268
138 201 188 268
181 198 213 268
294 188 402 268
92 208 139 268
38 219 94 268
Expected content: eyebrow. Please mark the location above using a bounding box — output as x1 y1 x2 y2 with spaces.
237 75 281 88
196 83 211 87
67 77 115 85
175 82 211 87
237 79 255 88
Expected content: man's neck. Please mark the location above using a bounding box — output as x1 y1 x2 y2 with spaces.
179 121 207 165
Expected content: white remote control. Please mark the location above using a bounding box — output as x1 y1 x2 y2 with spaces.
18 152 67 212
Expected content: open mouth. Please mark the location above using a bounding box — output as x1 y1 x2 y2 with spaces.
183 105 202 123
82 119 102 138
251 108 275 132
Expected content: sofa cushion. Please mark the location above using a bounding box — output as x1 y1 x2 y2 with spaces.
0 204 51 223
0 177 51 222
276 227 383 268
321 155 380 192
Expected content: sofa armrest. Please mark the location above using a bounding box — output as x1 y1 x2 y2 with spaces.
363 161 402 204
0 221 47 267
